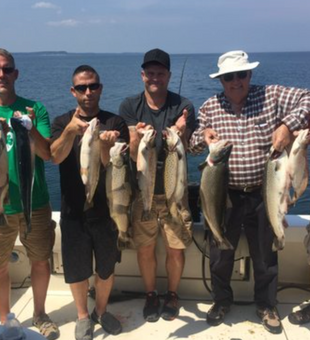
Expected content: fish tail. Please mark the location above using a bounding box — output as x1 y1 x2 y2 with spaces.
0 213 8 227
272 237 285 251
117 234 135 251
141 210 152 221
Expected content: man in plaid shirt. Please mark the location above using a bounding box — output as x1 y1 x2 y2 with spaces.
189 50 310 334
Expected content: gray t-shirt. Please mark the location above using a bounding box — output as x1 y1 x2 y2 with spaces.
119 91 196 194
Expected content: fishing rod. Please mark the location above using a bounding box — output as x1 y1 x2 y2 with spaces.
178 57 188 95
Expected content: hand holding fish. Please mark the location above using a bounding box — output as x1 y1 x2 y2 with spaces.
100 130 120 166
204 128 219 146
136 122 154 139
171 109 188 136
13 111 33 131
100 130 120 146
67 109 89 136
26 106 36 121
272 124 291 152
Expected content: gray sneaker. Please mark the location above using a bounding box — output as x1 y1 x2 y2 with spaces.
75 317 93 340
91 309 122 335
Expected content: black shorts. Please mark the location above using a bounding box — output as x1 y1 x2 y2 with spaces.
60 217 121 284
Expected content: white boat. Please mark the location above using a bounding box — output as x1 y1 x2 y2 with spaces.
6 212 310 339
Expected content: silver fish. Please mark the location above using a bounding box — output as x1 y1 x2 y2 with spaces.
263 148 291 250
106 142 133 250
164 127 187 223
199 140 234 250
288 129 310 205
0 123 9 226
10 117 35 235
136 129 157 221
80 117 101 208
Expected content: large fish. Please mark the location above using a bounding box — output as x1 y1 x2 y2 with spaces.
287 129 310 205
136 129 157 221
263 147 291 251
199 140 233 250
80 117 101 208
164 127 187 223
106 141 133 250
0 123 9 226
10 117 35 235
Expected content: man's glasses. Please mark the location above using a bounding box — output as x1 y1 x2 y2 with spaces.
74 83 101 93
222 71 248 82
0 67 15 75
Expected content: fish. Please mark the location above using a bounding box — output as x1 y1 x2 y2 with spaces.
0 123 9 226
263 147 291 251
136 129 157 221
10 117 35 235
106 141 133 250
199 140 234 250
80 117 101 209
163 127 187 223
287 129 310 205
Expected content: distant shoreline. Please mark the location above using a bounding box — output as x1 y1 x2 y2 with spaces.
13 51 310 55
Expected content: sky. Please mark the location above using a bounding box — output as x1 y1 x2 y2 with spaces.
0 0 310 54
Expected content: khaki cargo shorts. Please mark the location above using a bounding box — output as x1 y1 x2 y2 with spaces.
0 204 55 266
131 193 193 249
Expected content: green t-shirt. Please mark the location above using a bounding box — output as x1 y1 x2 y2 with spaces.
0 96 50 215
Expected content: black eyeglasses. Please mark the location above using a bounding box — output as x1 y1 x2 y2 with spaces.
74 83 101 93
222 71 248 82
0 67 15 75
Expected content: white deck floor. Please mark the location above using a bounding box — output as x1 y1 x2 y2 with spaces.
5 213 310 339
7 285 310 340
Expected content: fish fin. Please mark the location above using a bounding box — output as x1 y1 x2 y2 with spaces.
84 199 94 211
218 238 234 250
283 218 289 229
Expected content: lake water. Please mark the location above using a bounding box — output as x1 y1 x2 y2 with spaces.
13 51 310 214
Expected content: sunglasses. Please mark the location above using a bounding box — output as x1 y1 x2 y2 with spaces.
0 67 15 75
74 83 101 93
222 71 248 82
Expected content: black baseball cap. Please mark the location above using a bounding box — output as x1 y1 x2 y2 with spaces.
141 48 170 71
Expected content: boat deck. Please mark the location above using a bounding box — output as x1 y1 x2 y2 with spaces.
5 212 310 339
7 286 310 339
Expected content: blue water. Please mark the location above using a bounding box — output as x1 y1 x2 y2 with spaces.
13 52 310 214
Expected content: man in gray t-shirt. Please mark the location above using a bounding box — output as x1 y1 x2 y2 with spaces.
119 48 195 323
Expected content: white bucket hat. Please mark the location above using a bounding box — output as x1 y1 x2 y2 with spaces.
209 50 259 79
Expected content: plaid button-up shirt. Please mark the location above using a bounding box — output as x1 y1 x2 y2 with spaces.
189 85 310 188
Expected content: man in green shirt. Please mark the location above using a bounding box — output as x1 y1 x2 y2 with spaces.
0 48 59 340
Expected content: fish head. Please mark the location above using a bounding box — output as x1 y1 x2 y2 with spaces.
141 128 156 146
87 117 100 134
109 141 129 165
294 128 310 146
83 118 100 145
10 117 27 133
208 140 233 163
163 127 179 151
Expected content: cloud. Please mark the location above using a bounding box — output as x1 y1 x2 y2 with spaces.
32 2 59 10
47 19 80 27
